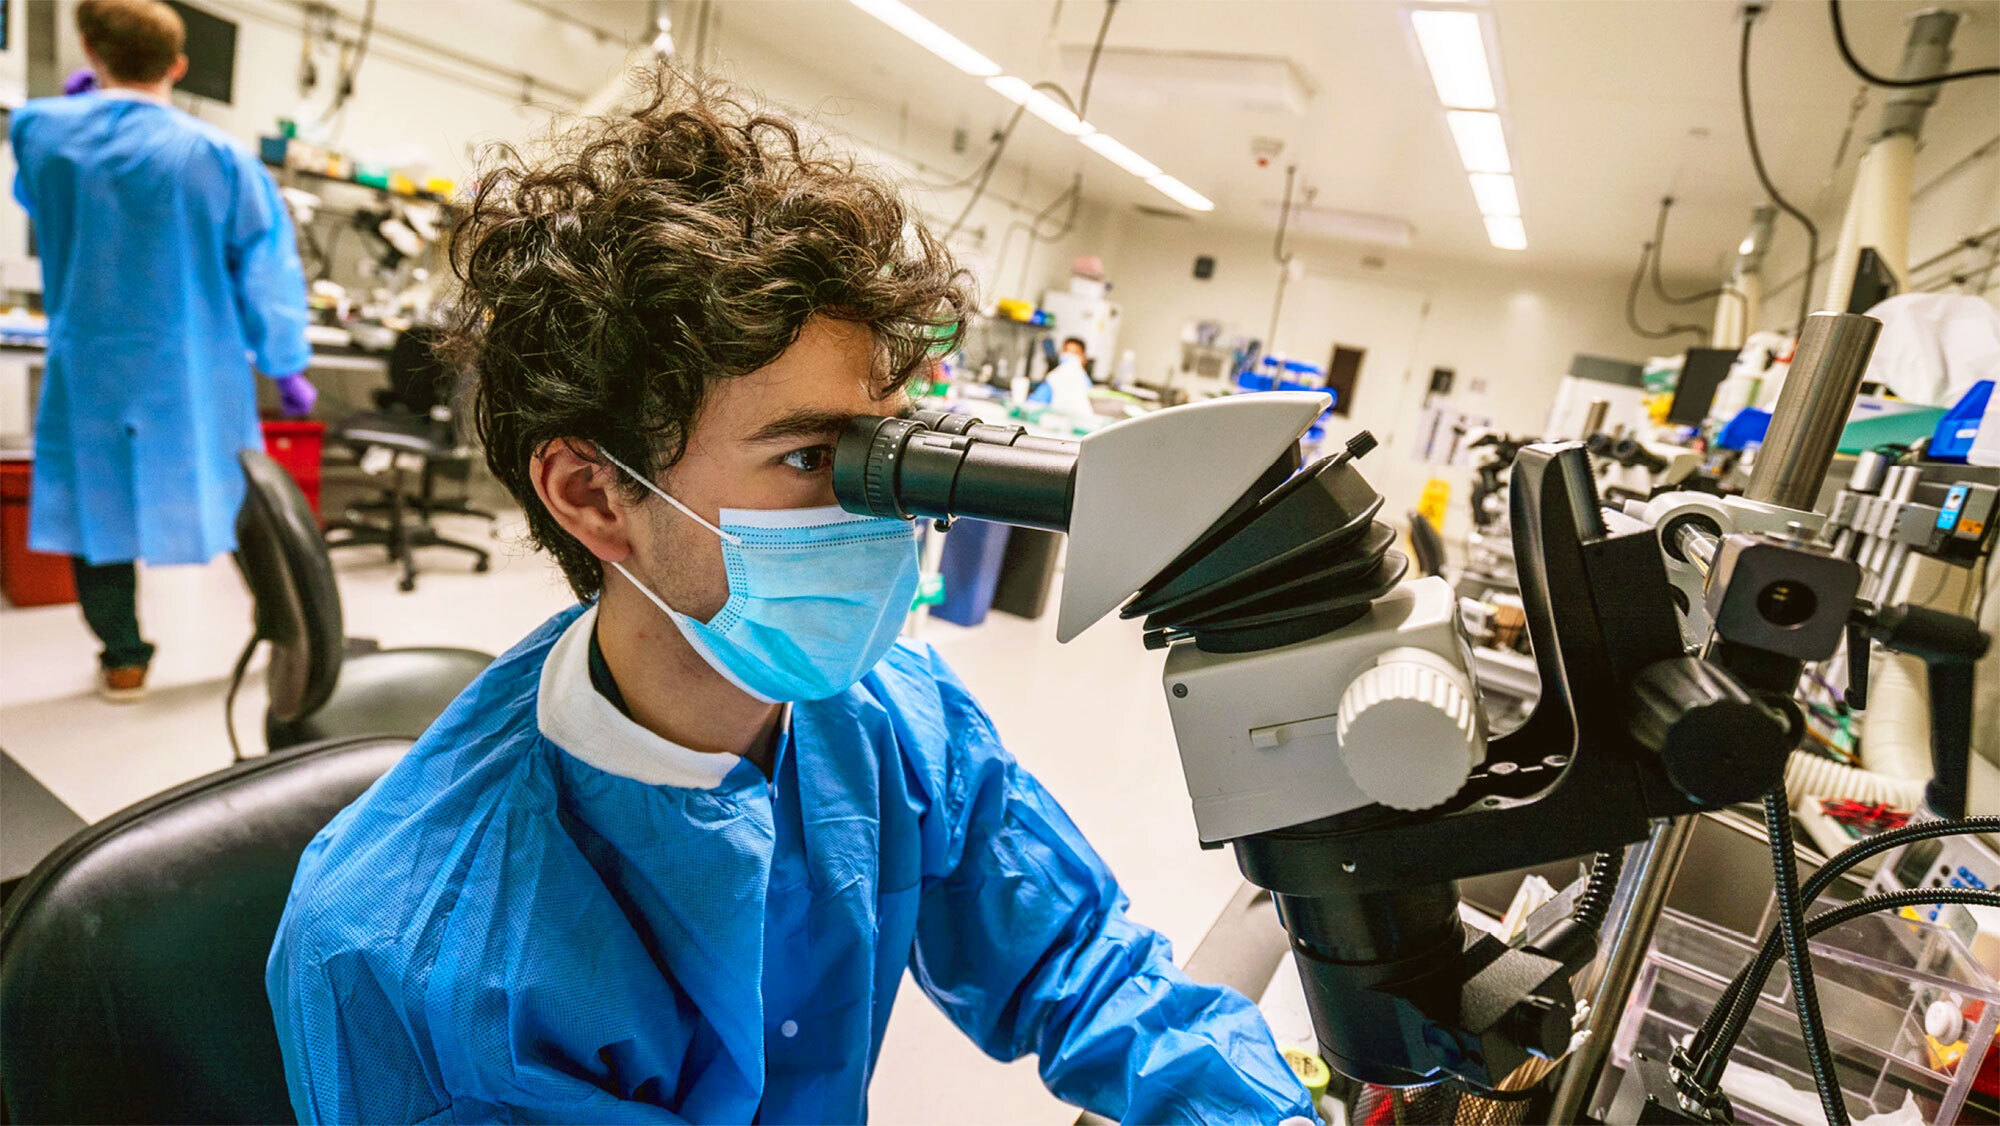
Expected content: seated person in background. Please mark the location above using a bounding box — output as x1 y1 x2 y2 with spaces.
1060 334 1094 377
265 66 1313 1126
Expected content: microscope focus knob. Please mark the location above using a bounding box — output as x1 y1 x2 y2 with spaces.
1628 657 1791 806
1337 648 1486 811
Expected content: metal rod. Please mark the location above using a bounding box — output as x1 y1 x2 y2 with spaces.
1548 816 1700 1124
1677 523 1720 581
1745 312 1884 512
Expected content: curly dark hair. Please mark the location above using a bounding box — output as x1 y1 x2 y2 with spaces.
444 64 972 599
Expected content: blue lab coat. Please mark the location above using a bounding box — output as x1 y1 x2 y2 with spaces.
10 92 310 565
266 604 1314 1124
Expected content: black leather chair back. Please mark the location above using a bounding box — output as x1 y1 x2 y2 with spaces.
236 450 345 724
386 326 450 417
0 736 411 1125
1409 510 1447 578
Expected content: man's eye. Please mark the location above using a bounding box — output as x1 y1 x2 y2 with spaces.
780 446 833 472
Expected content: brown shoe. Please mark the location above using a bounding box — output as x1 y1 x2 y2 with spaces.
98 665 149 703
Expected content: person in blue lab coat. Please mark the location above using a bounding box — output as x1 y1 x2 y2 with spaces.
265 66 1316 1125
11 0 314 701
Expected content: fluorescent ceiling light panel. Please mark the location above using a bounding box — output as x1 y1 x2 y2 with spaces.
1080 132 1162 178
1147 174 1215 212
1446 110 1510 174
985 75 1093 136
1484 214 1527 250
1410 9 1497 110
847 0 1001 77
1468 172 1519 216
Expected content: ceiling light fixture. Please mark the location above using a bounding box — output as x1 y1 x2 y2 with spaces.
847 2 1212 213
1147 174 1215 212
1484 214 1526 251
986 75 1093 136
1080 131 1162 178
1410 9 1496 110
846 0 1001 77
1468 172 1519 216
1445 111 1510 174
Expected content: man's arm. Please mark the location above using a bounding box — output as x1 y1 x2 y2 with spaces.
223 153 312 379
908 655 1315 1125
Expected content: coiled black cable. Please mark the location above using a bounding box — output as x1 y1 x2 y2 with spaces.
1572 850 1625 932
1760 787 1847 1126
1688 815 2000 1087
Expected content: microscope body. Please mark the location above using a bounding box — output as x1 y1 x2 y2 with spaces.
1163 576 1483 843
833 397 1802 1094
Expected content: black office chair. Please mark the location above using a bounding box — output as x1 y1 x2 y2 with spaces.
325 326 492 591
1408 510 1448 578
0 734 411 1125
233 449 493 755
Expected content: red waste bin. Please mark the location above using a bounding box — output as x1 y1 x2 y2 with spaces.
261 419 326 520
0 457 79 607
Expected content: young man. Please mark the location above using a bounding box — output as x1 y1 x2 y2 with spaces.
266 70 1314 1125
10 0 314 701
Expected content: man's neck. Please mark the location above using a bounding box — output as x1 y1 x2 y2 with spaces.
596 577 782 774
101 78 173 103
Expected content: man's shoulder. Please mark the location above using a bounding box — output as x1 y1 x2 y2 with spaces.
280 606 589 960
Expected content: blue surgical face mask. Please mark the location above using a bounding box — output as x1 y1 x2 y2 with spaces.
598 449 921 702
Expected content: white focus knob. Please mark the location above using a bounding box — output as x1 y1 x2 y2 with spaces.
1336 648 1485 811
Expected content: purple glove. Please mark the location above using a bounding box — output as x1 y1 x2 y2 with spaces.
64 68 99 96
276 374 318 418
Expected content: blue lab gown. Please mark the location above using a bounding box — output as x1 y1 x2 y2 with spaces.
10 92 310 565
266 604 1314 1124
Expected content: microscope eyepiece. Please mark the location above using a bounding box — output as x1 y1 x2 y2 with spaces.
833 413 1078 532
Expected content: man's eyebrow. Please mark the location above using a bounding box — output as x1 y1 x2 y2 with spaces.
744 409 869 444
744 400 916 444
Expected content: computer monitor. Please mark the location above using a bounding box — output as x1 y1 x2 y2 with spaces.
165 2 236 104
1668 347 1734 426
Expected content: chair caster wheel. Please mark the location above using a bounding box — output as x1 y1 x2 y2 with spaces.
474 558 490 573
399 576 416 592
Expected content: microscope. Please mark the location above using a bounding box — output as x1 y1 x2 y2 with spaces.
832 312 1989 1121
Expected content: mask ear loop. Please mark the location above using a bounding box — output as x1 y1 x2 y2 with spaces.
595 446 743 545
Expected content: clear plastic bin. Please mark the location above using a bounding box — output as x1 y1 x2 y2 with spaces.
1610 902 1999 1124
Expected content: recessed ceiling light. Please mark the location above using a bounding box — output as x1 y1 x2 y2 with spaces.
1410 9 1497 111
1484 214 1527 250
1468 172 1519 216
1446 110 1511 174
847 0 1001 77
985 76 1093 136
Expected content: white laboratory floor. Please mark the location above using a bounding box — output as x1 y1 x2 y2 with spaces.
0 508 1247 1125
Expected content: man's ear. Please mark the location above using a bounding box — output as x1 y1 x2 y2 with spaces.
532 440 636 564
167 54 190 84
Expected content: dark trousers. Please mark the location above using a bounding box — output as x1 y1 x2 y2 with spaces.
68 558 155 670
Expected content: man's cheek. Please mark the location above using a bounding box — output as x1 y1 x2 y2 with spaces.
652 521 732 622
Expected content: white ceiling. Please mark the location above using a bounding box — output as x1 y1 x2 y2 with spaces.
708 0 1998 280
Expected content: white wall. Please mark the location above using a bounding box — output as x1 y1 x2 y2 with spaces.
1104 211 1692 541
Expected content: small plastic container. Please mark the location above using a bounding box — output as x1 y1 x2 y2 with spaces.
1930 380 1995 465
0 457 79 607
1611 902 2000 1124
261 420 326 520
